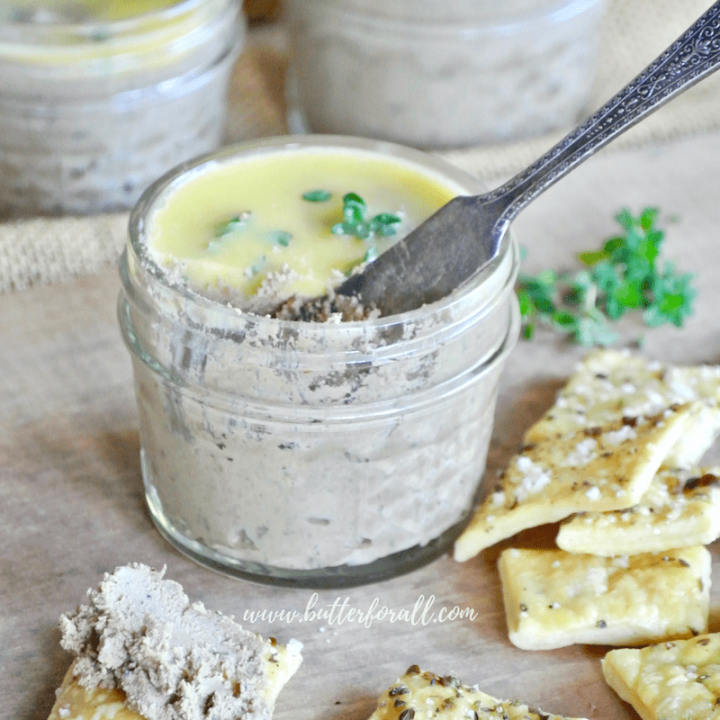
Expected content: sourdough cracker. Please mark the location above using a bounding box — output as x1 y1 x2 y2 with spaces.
524 349 720 468
49 646 303 720
557 467 720 556
454 404 692 561
603 634 720 720
367 665 588 720
497 546 710 651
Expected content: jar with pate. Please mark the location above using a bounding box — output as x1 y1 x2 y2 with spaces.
118 135 520 587
284 0 607 149
0 0 244 218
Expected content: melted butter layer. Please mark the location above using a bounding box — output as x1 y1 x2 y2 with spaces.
3 0 182 24
147 147 462 304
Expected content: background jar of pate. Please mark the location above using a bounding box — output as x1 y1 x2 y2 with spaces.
284 0 607 148
0 0 244 218
118 137 520 588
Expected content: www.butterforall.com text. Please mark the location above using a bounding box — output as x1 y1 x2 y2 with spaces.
242 593 477 628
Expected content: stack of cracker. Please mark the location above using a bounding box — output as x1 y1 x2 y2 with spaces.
455 349 720 644
454 349 720 719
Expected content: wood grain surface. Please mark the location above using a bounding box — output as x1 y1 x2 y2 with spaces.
2 131 720 720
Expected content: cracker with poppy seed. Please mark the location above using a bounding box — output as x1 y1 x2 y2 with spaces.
602 633 720 720
366 665 589 720
497 546 710 651
47 563 303 720
524 349 720 469
556 466 720 556
453 403 693 562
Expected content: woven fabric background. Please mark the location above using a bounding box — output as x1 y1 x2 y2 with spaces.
1 0 718 294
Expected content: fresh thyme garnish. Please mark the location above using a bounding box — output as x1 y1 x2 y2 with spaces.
363 245 379 263
302 189 332 202
517 207 697 346
269 230 292 247
215 211 252 238
332 193 402 240
244 255 268 278
209 211 293 256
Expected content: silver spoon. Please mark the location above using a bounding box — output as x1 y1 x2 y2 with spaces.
333 1 720 316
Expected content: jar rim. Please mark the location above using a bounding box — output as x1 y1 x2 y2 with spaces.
286 0 606 31
0 0 243 77
2 0 202 28
127 134 519 335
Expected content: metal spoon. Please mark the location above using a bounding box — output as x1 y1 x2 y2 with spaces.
334 1 720 316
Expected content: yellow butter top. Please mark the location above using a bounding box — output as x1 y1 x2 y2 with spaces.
0 0 234 75
2 1 182 24
146 147 463 307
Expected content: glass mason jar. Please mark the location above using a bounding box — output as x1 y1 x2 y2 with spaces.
0 0 244 217
285 0 607 149
118 135 520 588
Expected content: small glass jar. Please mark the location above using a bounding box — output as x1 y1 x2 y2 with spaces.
285 0 607 149
118 135 520 588
0 0 244 217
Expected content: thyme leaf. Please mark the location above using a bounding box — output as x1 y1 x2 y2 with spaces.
363 244 379 263
302 189 332 202
215 211 252 238
269 230 292 247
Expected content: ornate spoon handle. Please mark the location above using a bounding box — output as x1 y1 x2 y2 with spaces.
334 2 720 316
491 1 720 221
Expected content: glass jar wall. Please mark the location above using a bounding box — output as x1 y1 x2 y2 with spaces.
118 135 521 587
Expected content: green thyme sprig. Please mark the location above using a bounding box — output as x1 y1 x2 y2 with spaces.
517 207 697 346
215 211 252 238
209 210 294 254
331 193 402 241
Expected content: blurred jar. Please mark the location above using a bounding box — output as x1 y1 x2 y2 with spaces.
285 0 607 149
0 0 245 217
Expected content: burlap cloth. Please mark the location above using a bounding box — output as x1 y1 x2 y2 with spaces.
2 0 718 294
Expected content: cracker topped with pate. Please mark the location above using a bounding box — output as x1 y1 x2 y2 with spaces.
367 665 588 720
48 563 302 720
454 403 693 561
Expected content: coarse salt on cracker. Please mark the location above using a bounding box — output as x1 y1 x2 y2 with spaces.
454 404 693 562
603 633 720 720
367 664 588 720
525 349 720 468
497 546 710 651
557 467 720 556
